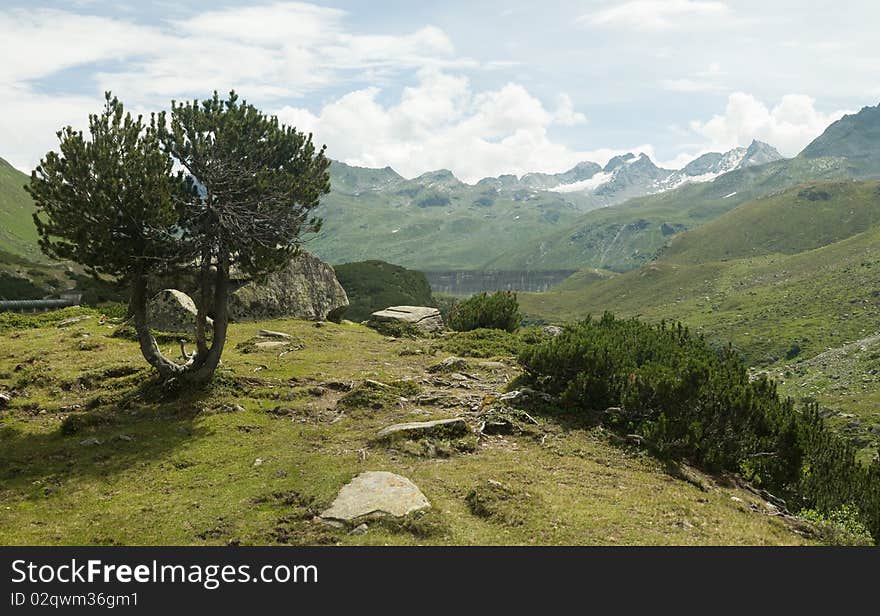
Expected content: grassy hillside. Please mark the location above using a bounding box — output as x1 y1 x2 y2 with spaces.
0 310 820 545
334 260 435 322
521 181 880 461
0 156 41 262
661 181 880 264
525 232 880 362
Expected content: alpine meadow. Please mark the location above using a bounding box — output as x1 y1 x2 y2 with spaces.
4 1 880 556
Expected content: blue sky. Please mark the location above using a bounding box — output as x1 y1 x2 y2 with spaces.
2 0 879 181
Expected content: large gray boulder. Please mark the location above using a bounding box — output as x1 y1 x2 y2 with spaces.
228 250 349 322
320 471 430 525
147 289 212 333
368 305 443 333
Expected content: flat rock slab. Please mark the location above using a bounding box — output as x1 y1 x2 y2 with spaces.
369 306 444 333
258 329 291 339
253 340 289 350
377 417 470 442
320 471 430 524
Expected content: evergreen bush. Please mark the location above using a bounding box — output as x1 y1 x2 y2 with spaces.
518 312 880 543
448 291 522 333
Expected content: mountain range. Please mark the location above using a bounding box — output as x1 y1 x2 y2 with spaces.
2 104 880 278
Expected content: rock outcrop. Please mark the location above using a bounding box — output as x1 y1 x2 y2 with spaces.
228 250 349 322
368 305 443 333
147 289 212 333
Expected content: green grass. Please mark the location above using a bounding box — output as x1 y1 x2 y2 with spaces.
661 181 880 264
0 313 817 545
0 157 41 262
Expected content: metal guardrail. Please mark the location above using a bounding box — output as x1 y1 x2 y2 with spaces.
0 295 82 313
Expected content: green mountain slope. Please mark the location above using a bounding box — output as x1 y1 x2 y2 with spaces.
524 227 880 463
0 157 40 261
308 162 587 270
522 180 880 362
487 155 862 271
661 181 880 264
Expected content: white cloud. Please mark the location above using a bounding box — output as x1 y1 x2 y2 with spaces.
0 10 163 83
689 92 848 155
553 94 588 126
277 69 617 183
579 0 730 31
0 3 472 171
0 85 102 172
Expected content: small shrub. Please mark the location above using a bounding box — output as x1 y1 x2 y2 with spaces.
518 312 880 544
798 505 874 546
441 326 548 358
448 291 522 333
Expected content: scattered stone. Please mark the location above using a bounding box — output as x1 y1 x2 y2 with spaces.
478 407 540 436
214 403 245 413
253 458 264 467
498 388 554 405
147 289 212 333
253 340 288 350
368 306 444 334
320 471 430 525
478 361 507 370
349 523 369 536
543 325 564 337
449 373 470 381
377 417 470 442
314 321 325 328
79 437 101 447
0 391 11 408
427 357 469 373
363 379 390 389
114 434 134 442
308 386 328 397
258 329 291 339
57 315 92 328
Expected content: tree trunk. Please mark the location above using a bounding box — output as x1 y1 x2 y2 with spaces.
130 270 187 379
178 250 230 385
129 253 230 386
194 253 211 360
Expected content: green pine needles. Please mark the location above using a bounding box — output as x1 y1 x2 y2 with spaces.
448 291 522 333
27 91 330 385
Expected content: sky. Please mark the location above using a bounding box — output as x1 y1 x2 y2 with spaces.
1 0 879 183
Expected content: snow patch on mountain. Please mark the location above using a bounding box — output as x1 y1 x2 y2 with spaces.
553 171 613 193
